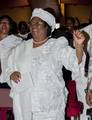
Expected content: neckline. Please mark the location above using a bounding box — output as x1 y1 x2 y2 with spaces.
33 37 48 45
32 37 51 49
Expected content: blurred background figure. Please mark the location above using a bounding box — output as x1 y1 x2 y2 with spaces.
18 21 30 40
74 17 81 29
88 10 92 24
0 15 22 87
12 20 18 35
65 16 75 33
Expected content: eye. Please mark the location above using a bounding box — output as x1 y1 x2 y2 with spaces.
0 21 9 25
29 21 44 26
37 21 44 25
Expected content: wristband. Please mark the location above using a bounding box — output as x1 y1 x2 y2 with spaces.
85 89 92 93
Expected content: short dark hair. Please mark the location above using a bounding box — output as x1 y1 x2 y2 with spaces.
18 21 29 32
0 15 14 35
43 21 52 37
65 17 75 25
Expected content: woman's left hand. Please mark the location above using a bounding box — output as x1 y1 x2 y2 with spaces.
86 92 92 106
73 30 85 46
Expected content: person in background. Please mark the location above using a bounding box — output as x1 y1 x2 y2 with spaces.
73 24 92 120
18 21 30 40
0 15 22 86
65 17 75 32
88 10 92 25
52 16 76 46
74 17 81 29
5 8 85 120
81 24 92 107
65 16 77 47
12 20 18 35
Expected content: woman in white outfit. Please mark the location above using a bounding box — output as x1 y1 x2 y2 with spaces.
85 25 92 106
74 24 92 120
0 15 22 84
82 24 92 107
5 8 85 120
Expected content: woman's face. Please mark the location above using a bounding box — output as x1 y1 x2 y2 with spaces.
0 18 10 35
29 17 48 41
66 19 74 32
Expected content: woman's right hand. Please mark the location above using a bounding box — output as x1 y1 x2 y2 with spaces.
10 71 21 84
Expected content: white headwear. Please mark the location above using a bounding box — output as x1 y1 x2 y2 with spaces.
30 8 56 32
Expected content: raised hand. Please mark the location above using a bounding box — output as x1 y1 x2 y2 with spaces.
73 30 85 46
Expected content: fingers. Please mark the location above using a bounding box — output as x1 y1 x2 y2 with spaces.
73 30 85 43
74 31 83 39
10 71 21 84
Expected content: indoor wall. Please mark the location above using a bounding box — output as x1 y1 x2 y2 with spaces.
65 4 92 23
0 1 92 28
0 6 31 23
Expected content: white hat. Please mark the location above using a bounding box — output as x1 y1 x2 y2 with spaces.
30 8 56 32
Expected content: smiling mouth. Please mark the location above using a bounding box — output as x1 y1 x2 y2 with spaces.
33 30 37 32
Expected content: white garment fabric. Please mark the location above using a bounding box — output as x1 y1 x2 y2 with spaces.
74 24 92 120
6 37 82 120
80 24 92 55
0 34 22 85
18 33 29 40
80 24 92 81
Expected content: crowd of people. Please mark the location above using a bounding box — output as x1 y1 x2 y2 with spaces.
0 7 92 120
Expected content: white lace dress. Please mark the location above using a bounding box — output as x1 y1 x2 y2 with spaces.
6 37 81 120
0 34 22 83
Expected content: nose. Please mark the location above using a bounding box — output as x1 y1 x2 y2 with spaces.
30 24 37 30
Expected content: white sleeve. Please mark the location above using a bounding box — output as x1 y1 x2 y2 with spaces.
5 41 33 92
58 46 80 73
88 44 92 79
4 49 17 87
55 37 84 74
80 24 92 38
